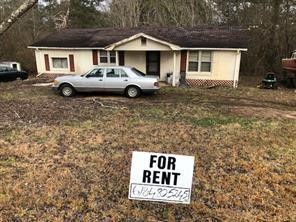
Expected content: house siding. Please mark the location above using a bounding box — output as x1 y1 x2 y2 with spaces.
160 51 181 81
35 49 93 75
113 37 172 51
124 51 146 74
186 51 241 87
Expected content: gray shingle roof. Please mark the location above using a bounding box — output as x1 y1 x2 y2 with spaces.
30 26 249 49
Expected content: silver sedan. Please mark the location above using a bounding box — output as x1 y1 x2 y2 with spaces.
52 66 160 98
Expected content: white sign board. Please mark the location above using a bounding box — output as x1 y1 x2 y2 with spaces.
129 151 195 204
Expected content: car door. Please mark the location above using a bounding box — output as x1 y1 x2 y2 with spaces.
105 68 129 92
78 68 105 91
0 67 16 81
7 67 18 81
0 67 6 81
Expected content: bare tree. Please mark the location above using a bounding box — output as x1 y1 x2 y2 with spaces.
52 0 70 30
0 0 38 36
108 0 212 28
108 0 145 28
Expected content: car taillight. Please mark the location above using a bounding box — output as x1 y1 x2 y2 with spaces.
154 82 160 87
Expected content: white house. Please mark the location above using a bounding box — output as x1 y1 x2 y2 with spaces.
28 27 248 87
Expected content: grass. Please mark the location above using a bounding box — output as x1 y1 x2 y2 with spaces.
0 80 295 221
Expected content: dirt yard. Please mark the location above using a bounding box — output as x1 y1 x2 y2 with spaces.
0 79 295 221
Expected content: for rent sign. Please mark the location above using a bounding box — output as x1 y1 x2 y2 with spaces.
129 151 194 204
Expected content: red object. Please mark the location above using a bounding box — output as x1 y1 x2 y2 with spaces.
180 50 187 72
92 50 98 65
69 54 75 72
282 59 296 73
282 51 296 73
44 54 50 71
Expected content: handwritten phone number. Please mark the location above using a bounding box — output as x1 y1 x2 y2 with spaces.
130 183 190 203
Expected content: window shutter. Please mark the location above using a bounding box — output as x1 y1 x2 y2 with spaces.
69 54 75 72
44 54 50 71
92 50 98 65
180 50 187 72
119 51 125 66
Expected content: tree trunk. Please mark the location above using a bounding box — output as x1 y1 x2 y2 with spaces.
0 0 38 36
266 0 282 72
284 0 290 57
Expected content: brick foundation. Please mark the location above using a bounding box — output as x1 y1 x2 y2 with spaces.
186 79 237 88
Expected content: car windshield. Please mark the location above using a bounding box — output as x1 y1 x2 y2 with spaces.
82 69 94 77
132 68 146 77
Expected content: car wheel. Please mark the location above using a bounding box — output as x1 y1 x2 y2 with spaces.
16 77 22 81
59 84 75 97
126 86 141 98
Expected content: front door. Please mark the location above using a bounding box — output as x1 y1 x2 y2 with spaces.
146 51 160 76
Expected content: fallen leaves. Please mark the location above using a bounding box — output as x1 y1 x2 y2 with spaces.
0 82 295 221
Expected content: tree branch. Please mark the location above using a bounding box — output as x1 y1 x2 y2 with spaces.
0 0 38 36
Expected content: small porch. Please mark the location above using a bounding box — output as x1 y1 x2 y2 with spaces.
105 33 181 86
115 51 180 84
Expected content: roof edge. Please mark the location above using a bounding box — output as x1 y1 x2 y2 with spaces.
28 46 248 51
27 46 105 50
181 47 248 51
104 33 181 51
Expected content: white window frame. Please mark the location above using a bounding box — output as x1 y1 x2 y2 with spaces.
51 57 68 70
99 50 117 65
187 51 212 74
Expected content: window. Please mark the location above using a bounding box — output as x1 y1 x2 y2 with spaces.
188 51 212 72
188 52 199 72
0 66 11 71
87 68 104 78
52 58 68 69
121 70 129 78
201 51 212 72
100 51 108 63
106 68 127 78
110 52 116 64
100 50 116 64
141 37 147 46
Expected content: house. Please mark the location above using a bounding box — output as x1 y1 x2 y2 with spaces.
28 26 248 87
